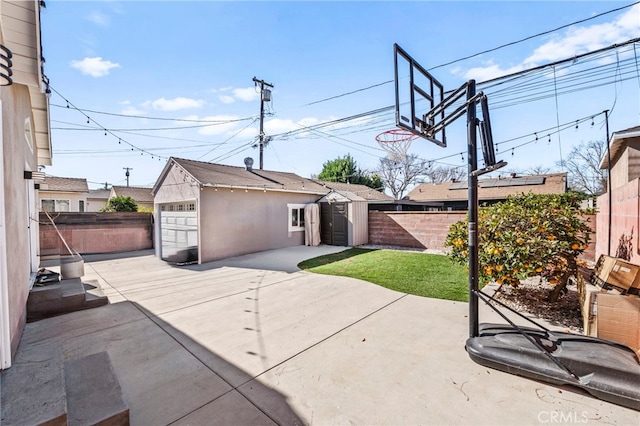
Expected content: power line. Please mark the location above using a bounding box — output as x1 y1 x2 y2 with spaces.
299 2 640 107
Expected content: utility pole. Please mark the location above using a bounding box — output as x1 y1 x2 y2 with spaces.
253 76 274 170
123 167 133 187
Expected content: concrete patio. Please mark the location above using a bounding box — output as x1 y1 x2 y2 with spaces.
5 246 639 425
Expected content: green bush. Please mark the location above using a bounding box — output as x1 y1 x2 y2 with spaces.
100 196 138 212
444 193 592 302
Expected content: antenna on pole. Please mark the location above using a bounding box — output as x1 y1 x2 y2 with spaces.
252 76 274 170
123 167 132 187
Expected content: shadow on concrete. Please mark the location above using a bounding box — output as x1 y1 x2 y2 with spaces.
5 300 305 425
137 302 305 425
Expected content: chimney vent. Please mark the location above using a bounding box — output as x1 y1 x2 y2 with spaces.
244 157 254 171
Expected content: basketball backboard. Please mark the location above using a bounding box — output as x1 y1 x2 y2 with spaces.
394 43 446 147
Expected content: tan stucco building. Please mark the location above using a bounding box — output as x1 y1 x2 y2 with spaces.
38 176 89 212
0 0 52 367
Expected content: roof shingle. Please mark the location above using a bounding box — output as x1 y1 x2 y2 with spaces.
40 176 88 193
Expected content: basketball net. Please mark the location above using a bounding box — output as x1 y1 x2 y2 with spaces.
375 129 417 161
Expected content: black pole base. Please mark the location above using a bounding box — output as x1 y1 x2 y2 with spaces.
466 323 640 411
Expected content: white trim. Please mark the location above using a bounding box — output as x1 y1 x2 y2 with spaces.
0 100 12 369
288 203 306 232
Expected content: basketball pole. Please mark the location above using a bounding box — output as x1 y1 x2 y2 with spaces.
466 80 479 339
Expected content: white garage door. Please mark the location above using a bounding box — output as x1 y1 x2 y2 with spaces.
160 207 198 263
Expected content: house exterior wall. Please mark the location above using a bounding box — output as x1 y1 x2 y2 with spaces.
1 82 38 357
348 201 368 246
38 190 87 212
199 188 318 263
609 149 629 190
596 178 640 265
86 197 108 212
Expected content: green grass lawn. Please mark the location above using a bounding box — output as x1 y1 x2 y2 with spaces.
298 248 469 302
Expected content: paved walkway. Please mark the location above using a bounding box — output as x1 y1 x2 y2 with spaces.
16 247 639 424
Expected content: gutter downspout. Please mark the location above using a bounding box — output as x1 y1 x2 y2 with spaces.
605 110 611 256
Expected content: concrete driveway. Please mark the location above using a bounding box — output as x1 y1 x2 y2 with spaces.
18 246 639 425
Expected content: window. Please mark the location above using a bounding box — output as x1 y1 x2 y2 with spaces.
79 200 85 213
41 199 70 212
187 203 196 211
288 204 306 232
177 204 185 211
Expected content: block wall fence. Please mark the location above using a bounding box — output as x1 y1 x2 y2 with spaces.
39 211 597 261
39 212 153 256
368 211 597 261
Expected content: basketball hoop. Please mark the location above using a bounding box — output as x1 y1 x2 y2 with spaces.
375 129 417 161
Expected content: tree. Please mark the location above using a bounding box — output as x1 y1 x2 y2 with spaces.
101 196 138 212
318 154 382 190
445 193 592 302
422 164 466 183
560 139 607 196
377 154 426 199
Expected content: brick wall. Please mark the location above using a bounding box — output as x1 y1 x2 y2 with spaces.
39 212 153 256
368 211 466 251
368 211 597 261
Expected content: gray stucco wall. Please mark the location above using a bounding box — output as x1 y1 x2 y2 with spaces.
199 188 319 263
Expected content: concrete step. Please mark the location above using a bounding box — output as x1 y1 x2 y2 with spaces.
27 278 109 322
64 351 129 426
0 339 67 426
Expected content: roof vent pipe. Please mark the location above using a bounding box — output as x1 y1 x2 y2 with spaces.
244 157 254 172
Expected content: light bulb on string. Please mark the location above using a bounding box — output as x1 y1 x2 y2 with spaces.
575 120 579 130
548 134 551 144
461 153 464 162
534 132 538 142
511 148 514 156
591 117 595 127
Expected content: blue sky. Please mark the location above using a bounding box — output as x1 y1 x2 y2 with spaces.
41 1 640 189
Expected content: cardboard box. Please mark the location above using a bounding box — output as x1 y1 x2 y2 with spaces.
607 260 640 293
596 293 640 357
591 255 640 294
579 282 600 337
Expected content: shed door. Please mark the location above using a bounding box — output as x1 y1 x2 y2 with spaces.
160 208 198 263
320 202 348 246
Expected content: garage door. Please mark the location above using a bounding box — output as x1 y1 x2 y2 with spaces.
160 208 198 263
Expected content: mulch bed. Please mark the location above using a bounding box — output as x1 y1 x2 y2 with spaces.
493 277 584 333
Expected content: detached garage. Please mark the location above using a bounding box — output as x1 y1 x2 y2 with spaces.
152 157 329 264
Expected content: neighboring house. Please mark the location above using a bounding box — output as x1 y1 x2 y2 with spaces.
597 125 640 264
405 172 568 211
86 188 111 212
152 157 330 263
109 186 154 211
0 1 52 368
38 176 89 212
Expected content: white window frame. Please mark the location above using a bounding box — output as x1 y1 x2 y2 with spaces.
288 204 306 232
78 200 85 212
41 199 70 212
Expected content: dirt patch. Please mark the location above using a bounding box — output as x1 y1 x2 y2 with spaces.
493 277 583 333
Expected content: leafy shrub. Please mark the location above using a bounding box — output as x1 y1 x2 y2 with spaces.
100 196 138 212
444 193 592 302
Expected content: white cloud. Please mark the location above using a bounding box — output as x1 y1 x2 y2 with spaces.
196 115 245 136
218 95 235 104
70 57 120 77
455 4 640 80
143 97 206 111
233 87 260 102
460 62 525 81
265 117 321 134
121 106 144 116
87 11 110 27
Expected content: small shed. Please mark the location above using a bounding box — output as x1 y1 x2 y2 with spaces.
317 190 368 246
